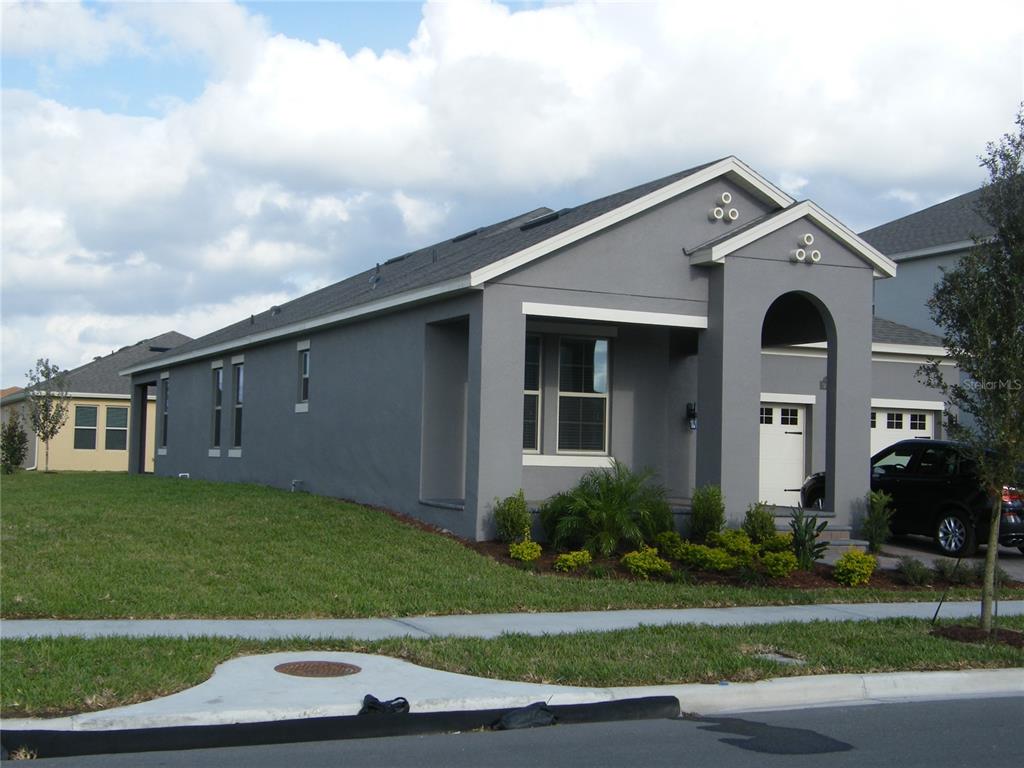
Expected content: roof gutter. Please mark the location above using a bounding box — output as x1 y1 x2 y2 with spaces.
120 275 477 377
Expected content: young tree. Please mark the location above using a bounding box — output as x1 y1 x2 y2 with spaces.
25 359 71 473
1 411 29 473
919 107 1024 633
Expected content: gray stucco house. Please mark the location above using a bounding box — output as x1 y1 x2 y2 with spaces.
122 157 954 540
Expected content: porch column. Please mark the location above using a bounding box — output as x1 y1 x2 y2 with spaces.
465 287 527 540
128 380 151 475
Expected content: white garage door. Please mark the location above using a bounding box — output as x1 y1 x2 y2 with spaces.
758 403 806 506
870 409 934 456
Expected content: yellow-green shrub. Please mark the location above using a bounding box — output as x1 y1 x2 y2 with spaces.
620 547 672 579
760 550 798 579
833 550 876 587
509 537 542 562
706 529 756 560
653 530 686 560
758 532 793 554
677 542 738 572
553 549 593 572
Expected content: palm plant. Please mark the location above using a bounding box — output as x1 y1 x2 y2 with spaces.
542 461 673 557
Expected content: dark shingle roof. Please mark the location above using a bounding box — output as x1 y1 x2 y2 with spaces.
872 317 942 347
138 160 724 366
860 188 994 257
15 331 192 398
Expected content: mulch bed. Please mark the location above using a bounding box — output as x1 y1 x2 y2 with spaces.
930 625 1024 648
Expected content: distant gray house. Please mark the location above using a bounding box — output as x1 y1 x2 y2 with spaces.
122 157 954 540
861 188 993 337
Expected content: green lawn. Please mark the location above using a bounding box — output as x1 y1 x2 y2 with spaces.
3 616 1022 718
0 472 1010 619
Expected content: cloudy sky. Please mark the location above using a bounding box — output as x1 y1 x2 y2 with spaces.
2 0 1021 385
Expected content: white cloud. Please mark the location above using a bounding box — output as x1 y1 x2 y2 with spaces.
778 173 810 196
883 188 922 206
1 0 142 63
392 191 450 236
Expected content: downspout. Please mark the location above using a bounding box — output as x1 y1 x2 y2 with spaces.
24 433 39 471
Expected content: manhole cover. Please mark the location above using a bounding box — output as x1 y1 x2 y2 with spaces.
274 661 362 678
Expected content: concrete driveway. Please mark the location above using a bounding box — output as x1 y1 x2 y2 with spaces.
877 535 1024 582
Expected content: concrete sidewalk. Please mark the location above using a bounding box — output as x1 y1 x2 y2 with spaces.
4 600 1024 641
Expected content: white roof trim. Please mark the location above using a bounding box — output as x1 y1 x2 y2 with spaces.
120 275 475 376
522 302 708 329
871 398 945 411
760 392 817 405
470 157 793 287
887 239 976 262
690 200 898 278
795 340 947 357
1 391 151 404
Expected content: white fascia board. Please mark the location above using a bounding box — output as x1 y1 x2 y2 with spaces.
760 392 817 405
522 302 708 329
871 398 945 411
4 392 137 403
120 275 475 376
469 157 794 287
794 340 947 358
691 201 898 278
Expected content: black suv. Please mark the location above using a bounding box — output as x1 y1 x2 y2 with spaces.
799 439 1024 557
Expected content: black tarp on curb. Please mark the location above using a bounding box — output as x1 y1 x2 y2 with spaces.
1 696 680 759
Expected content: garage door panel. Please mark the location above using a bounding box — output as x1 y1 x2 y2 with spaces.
871 409 934 456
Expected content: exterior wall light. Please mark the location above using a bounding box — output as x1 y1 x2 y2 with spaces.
686 402 698 430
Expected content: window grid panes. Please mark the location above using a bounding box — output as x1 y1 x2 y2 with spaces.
299 349 310 403
780 407 799 426
910 413 927 431
160 379 169 448
557 338 609 453
74 405 98 450
887 412 903 430
212 368 223 448
870 411 877 429
105 406 128 450
759 407 773 425
232 364 244 448
523 335 541 451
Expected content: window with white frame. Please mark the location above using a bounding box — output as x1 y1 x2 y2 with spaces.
759 407 773 424
298 348 310 403
557 337 609 453
74 405 98 449
887 412 903 430
910 413 927 431
232 363 244 448
211 367 223 448
780 407 799 426
105 406 128 450
160 378 169 448
870 411 877 429
522 335 541 451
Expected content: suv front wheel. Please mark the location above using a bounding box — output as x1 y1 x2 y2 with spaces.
935 511 977 557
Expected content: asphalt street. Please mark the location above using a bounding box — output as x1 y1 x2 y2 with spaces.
21 695 1024 767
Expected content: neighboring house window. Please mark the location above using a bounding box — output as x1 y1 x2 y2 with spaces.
780 408 799 426
105 406 128 450
298 349 310 403
211 368 223 448
523 334 541 451
232 363 244 448
759 407 773 424
160 378 169 448
870 411 877 429
887 412 903 430
557 337 609 453
910 413 927 431
74 405 98 449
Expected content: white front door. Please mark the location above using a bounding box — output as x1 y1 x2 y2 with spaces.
758 403 806 506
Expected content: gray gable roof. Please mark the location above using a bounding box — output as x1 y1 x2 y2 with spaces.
140 160 723 366
872 317 942 347
859 188 994 257
11 331 192 399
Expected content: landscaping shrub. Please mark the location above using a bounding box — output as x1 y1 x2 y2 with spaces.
742 501 776 544
1 413 28 474
970 560 1011 588
541 461 673 556
676 542 738 572
493 489 531 543
620 547 672 579
690 485 725 544
653 530 686 561
833 551 876 587
553 549 593 573
587 563 612 579
896 556 933 586
509 537 542 562
706 529 757 562
862 490 894 554
758 532 794 554
760 550 799 579
933 558 972 585
789 507 829 570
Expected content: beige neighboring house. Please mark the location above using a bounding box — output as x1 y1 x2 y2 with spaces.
0 332 191 472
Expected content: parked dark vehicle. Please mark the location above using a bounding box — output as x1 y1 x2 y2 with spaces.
799 439 1024 557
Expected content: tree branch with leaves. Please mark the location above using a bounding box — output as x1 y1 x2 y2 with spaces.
25 359 71 473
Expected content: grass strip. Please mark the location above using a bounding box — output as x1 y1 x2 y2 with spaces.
3 616 1022 718
1 473 1013 619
